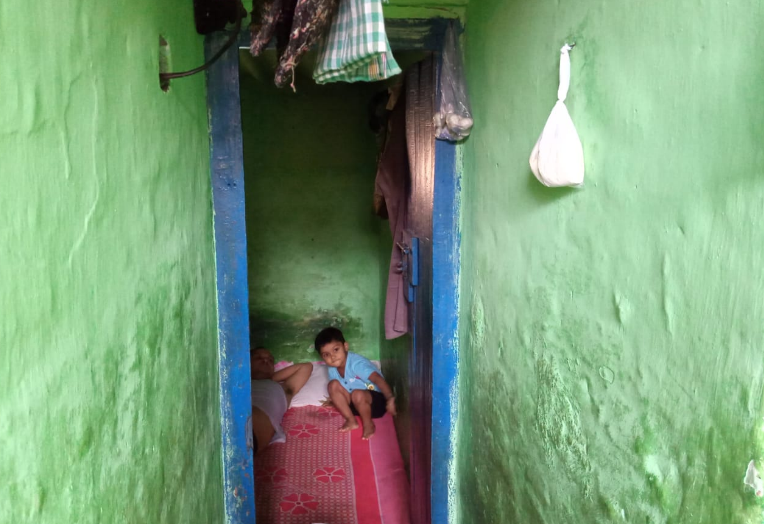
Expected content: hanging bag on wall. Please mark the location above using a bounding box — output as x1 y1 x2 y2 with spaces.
434 23 474 142
529 44 584 187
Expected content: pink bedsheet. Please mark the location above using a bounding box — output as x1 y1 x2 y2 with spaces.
255 406 410 524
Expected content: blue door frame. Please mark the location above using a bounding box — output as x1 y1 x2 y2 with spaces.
431 137 460 524
204 19 460 524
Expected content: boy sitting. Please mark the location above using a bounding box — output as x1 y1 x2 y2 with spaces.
315 327 396 440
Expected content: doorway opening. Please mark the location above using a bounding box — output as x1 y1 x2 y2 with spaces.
205 20 460 524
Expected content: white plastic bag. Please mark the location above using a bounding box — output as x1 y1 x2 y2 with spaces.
744 460 764 497
529 44 584 188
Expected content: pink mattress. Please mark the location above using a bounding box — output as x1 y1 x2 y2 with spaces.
254 405 410 524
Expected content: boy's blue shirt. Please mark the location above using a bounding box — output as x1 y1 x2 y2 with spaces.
328 352 382 392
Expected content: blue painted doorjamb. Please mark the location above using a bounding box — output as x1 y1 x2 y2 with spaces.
205 32 256 523
431 20 461 522
431 137 460 524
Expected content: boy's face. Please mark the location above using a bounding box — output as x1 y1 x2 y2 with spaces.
250 348 275 379
319 340 349 368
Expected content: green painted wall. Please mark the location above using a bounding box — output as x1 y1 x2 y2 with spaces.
240 53 384 363
0 2 223 524
457 1 764 522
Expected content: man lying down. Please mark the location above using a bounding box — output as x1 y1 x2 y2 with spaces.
247 347 311 454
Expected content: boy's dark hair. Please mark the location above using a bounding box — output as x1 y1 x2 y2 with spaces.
314 327 345 354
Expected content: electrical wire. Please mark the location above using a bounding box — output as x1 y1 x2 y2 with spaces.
160 1 244 81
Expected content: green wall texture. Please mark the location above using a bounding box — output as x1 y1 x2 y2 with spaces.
458 0 764 522
240 53 384 363
0 2 223 523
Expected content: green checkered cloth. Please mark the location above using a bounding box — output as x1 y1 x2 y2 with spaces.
313 0 401 84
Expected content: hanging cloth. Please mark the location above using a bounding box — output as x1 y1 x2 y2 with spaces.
274 0 340 89
313 0 401 84
375 88 409 340
249 0 282 56
249 0 299 56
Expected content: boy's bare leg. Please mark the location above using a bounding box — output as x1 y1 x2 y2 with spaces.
328 380 358 432
350 390 375 440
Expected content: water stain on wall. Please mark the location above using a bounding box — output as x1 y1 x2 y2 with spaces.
470 292 486 349
535 354 592 498
250 307 364 362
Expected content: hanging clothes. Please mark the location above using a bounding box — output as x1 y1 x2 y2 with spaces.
274 0 339 89
375 87 410 340
249 0 281 56
249 0 298 56
313 0 401 84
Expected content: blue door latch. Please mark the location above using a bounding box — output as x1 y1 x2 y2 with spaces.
397 238 419 303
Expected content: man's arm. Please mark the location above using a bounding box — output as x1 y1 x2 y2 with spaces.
273 363 312 396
